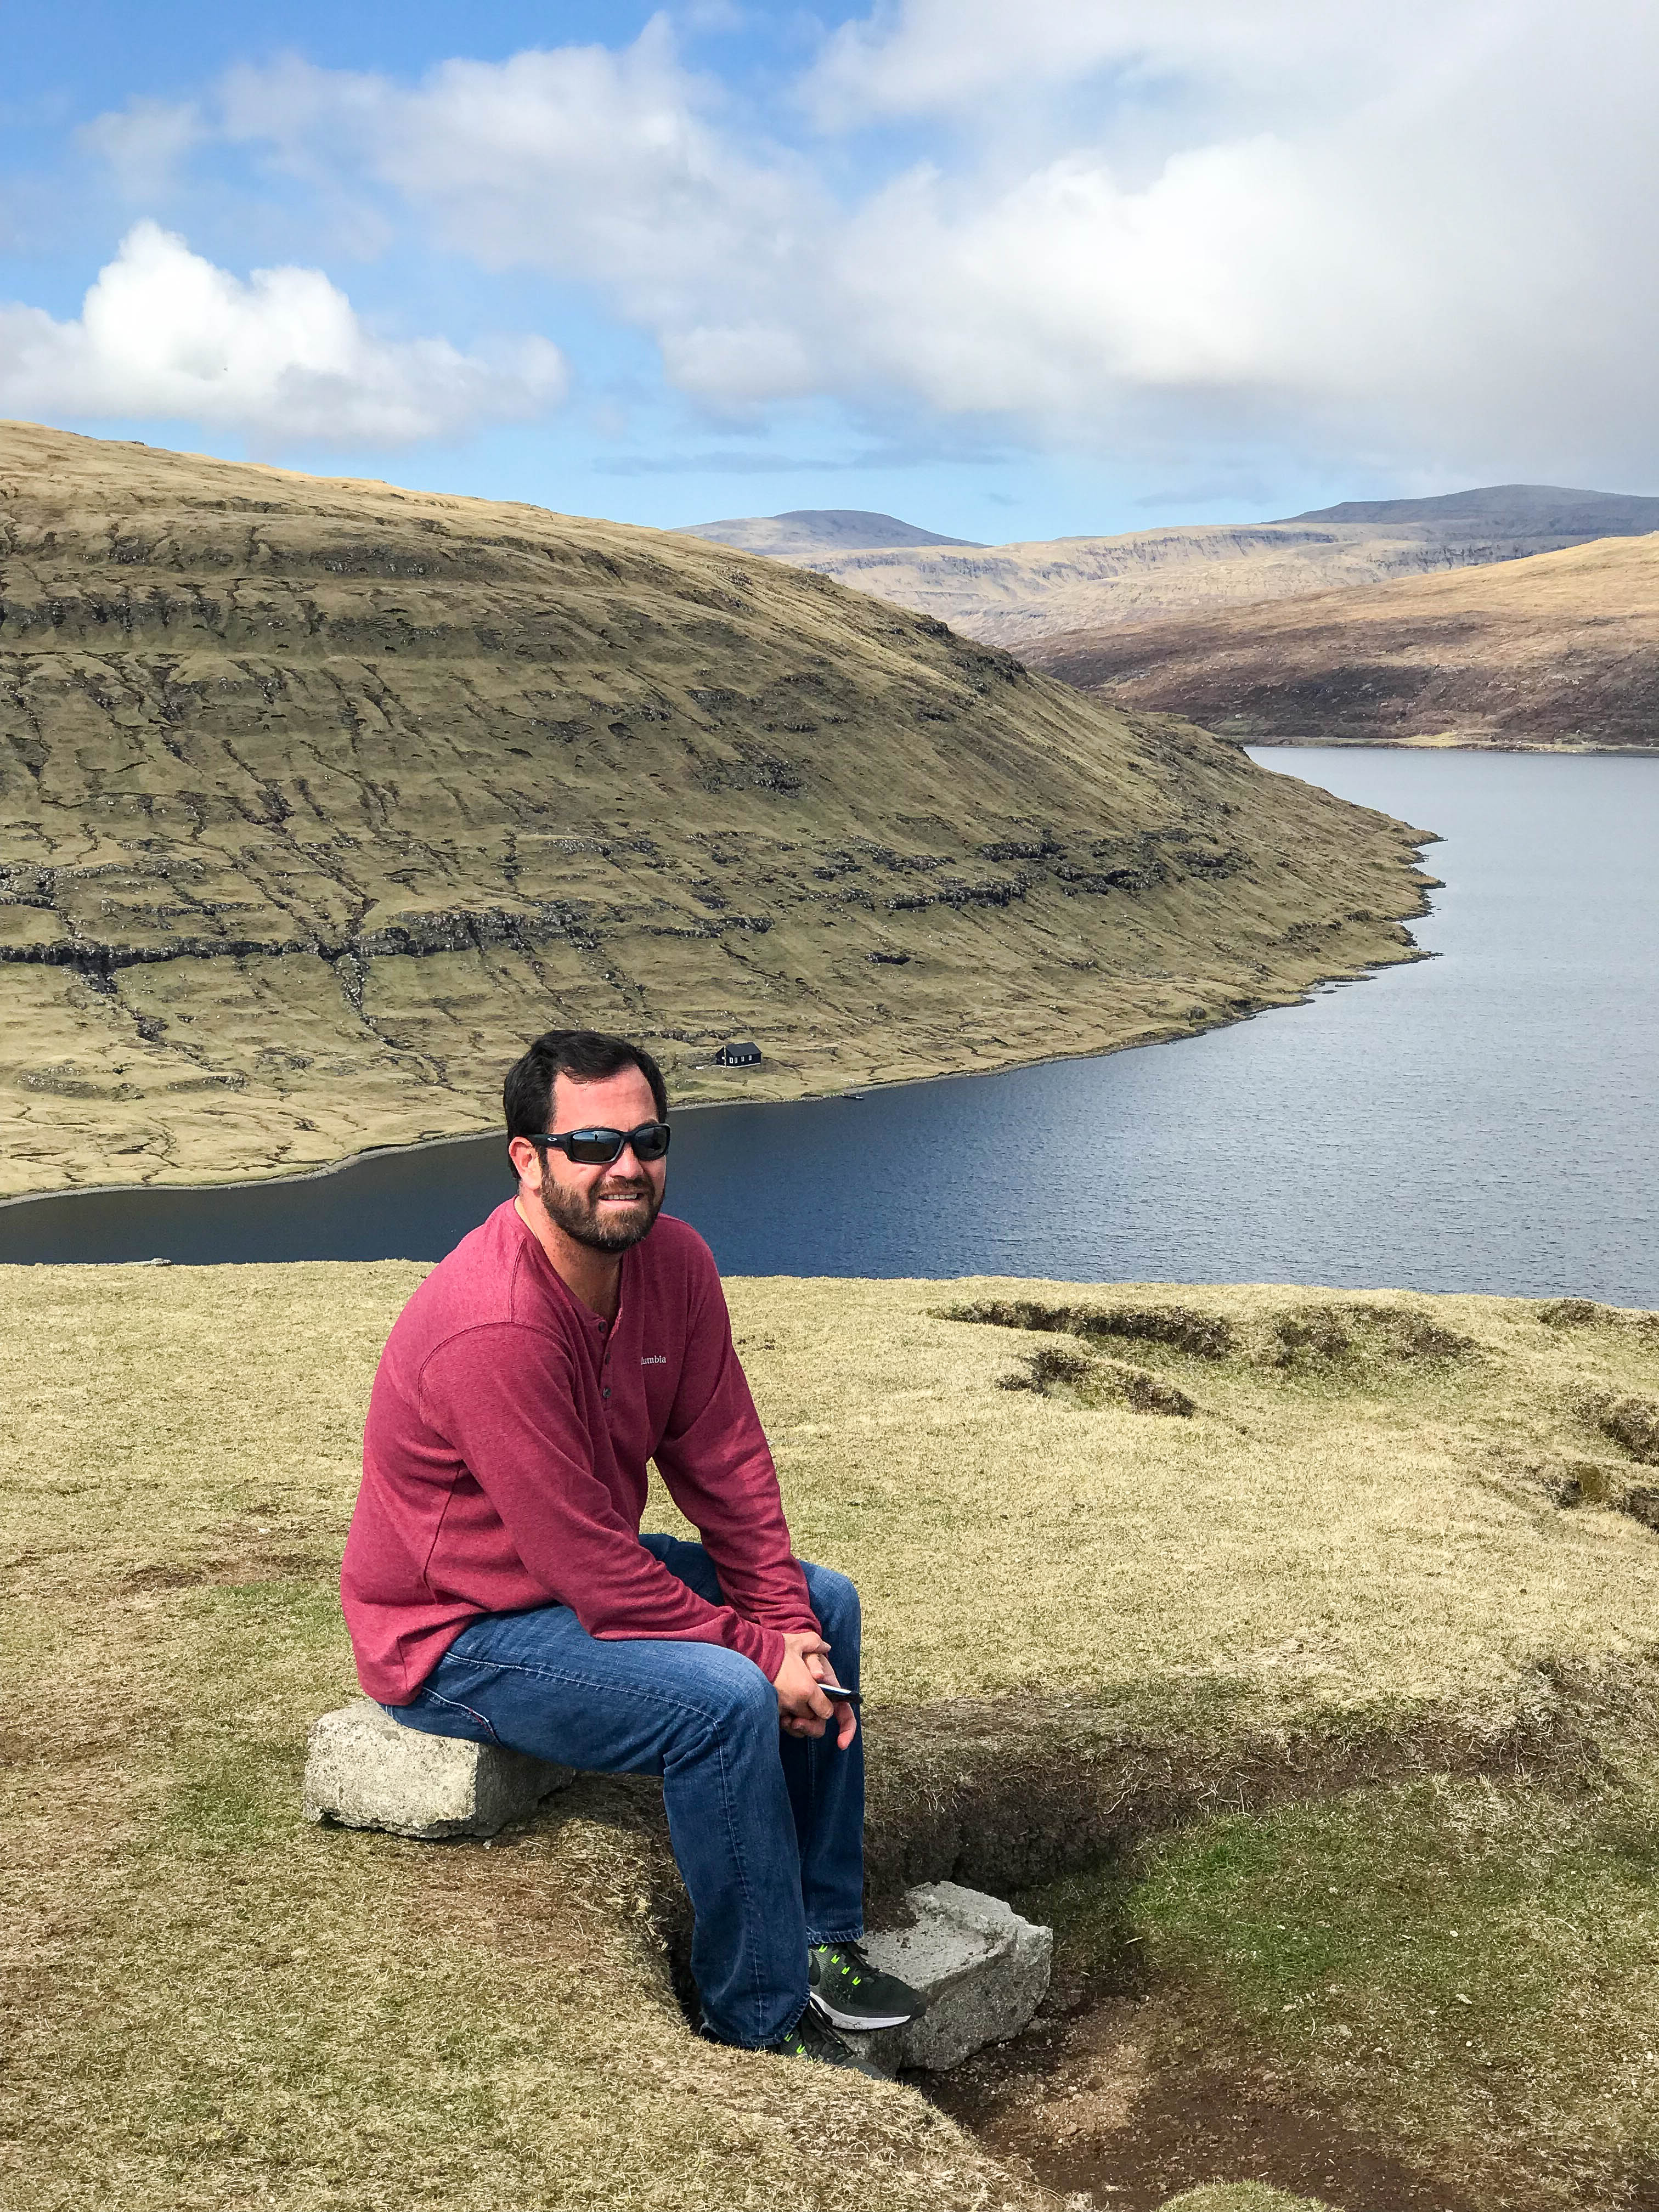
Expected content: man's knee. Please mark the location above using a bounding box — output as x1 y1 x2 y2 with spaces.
697 1649 780 1740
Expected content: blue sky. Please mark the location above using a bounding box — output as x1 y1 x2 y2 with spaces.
3 2 1655 542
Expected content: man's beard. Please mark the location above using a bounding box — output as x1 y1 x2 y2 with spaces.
538 1161 662 1252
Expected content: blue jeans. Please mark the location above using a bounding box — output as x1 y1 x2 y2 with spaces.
386 1534 865 2049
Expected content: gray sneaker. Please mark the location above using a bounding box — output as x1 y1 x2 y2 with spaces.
808 1940 927 2033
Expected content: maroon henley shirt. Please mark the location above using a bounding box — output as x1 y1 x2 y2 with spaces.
341 1199 817 1705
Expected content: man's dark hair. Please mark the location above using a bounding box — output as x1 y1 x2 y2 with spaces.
504 1029 669 1138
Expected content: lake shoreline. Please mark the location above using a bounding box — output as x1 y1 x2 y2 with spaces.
0 891 1437 1216
1245 736 1659 754
5 747 1657 1296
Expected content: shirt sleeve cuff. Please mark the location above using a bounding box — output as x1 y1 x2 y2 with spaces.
731 1616 786 1680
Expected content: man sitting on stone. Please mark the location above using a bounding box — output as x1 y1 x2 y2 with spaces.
340 1027 923 2070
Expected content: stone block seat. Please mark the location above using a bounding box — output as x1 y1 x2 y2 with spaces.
840 1882 1053 2074
302 1705 1052 2072
303 1697 571 1841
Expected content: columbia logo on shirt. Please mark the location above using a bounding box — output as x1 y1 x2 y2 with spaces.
641 1354 668 1366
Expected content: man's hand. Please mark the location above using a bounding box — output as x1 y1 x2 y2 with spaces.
772 1629 857 1749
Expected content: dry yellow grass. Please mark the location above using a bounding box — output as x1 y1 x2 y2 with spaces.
0 423 1430 1198
2 1262 1026 2212
752 1284 1657 1720
5 1263 1658 2208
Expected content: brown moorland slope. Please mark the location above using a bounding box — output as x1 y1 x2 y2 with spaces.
1025 533 1659 749
0 423 1430 1197
683 521 1583 651
674 486 1659 652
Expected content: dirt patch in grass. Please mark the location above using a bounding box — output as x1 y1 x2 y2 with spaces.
115 1550 340 1595
934 1998 1482 2212
997 1343 1199 1416
945 1296 1237 1360
117 1562 212 1592
973 1709 1659 2212
1581 1391 1659 1468
1262 1301 1477 1373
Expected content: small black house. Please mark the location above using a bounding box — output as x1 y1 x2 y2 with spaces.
714 1040 761 1067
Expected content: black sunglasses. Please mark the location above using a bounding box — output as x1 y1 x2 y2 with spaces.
524 1121 672 1166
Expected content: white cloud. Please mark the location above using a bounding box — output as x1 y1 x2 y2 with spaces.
72 5 1659 482
216 25 811 329
680 1 749 31
791 1 1659 477
0 221 567 442
75 97 203 200
800 0 1462 126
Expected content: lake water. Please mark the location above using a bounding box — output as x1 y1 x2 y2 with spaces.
4 748 1657 1302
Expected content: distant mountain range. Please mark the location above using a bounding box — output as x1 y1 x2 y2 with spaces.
1025 532 1659 752
675 508 980 557
674 487 1659 651
1284 484 1659 533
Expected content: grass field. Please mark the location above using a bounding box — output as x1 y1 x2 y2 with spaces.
5 1265 1658 2209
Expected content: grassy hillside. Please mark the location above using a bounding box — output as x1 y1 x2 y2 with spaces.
0 423 1430 1198
7 1261 1659 2209
1026 534 1659 751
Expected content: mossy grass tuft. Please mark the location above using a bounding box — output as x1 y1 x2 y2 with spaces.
1096 1736 1659 2211
945 1296 1237 1362
998 1342 1199 1417
1160 2192 1335 2212
1262 1301 1477 1373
